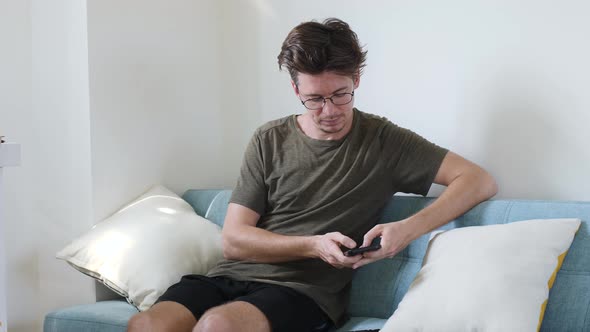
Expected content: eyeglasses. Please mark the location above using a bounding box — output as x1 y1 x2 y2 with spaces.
300 91 355 110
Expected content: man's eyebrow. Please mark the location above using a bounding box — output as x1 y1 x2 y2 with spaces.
301 86 349 98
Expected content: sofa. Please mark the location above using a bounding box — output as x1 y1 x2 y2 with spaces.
44 189 590 331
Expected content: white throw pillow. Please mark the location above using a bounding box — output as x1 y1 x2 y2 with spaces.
57 185 224 311
381 218 581 332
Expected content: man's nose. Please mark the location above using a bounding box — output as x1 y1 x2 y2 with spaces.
321 98 338 115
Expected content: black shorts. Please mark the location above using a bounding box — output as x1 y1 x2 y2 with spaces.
156 275 332 332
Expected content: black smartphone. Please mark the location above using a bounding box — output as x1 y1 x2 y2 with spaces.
343 237 382 257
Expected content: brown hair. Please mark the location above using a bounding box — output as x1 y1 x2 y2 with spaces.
277 18 367 84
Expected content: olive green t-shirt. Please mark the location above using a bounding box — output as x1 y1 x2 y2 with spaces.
207 108 448 324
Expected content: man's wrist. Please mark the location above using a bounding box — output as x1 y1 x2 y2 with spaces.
302 235 321 259
401 217 428 242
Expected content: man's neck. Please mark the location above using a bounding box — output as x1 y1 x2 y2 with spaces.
296 113 353 141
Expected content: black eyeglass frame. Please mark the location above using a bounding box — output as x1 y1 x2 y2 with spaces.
300 91 355 110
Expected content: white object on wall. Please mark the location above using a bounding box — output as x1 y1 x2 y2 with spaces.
0 142 21 332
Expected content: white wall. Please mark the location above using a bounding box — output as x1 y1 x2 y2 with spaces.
2 0 590 330
31 1 96 326
87 0 224 220
1 1 95 331
243 0 590 200
86 0 235 300
0 3 35 330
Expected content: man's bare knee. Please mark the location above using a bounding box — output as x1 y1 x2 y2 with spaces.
193 302 270 332
127 301 196 332
127 312 153 332
193 310 233 332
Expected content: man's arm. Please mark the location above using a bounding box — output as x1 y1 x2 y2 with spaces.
222 203 363 268
353 151 498 269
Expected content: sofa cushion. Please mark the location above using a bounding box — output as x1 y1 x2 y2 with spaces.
43 300 383 332
203 190 233 227
381 218 581 332
333 317 387 331
347 197 590 332
46 191 590 332
44 300 136 332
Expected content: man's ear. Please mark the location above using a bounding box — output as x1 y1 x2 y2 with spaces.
291 80 300 97
353 72 361 89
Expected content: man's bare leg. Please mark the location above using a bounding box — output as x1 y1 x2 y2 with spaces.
193 301 271 332
127 301 196 332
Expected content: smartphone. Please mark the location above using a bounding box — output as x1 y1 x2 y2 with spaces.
344 237 381 257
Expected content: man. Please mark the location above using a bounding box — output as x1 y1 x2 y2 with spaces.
128 18 497 332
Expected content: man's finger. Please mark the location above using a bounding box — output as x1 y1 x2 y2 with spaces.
352 256 378 269
333 233 356 249
362 227 382 247
339 258 363 269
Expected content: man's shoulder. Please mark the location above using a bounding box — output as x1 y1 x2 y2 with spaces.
356 109 397 132
254 115 294 137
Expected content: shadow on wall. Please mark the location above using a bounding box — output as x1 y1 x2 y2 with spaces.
480 68 574 200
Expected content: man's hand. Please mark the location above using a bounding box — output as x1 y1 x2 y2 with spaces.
352 219 417 269
314 232 363 269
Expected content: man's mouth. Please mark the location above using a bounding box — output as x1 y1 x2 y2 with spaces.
321 117 341 126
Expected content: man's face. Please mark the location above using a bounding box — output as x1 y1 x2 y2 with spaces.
293 71 359 138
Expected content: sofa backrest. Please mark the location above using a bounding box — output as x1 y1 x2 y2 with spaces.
182 189 590 332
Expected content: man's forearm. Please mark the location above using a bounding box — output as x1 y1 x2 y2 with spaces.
221 203 360 267
406 168 498 240
222 224 319 263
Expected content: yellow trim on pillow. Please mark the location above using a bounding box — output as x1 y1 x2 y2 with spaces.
548 251 568 289
537 300 547 332
537 222 581 331
537 249 570 331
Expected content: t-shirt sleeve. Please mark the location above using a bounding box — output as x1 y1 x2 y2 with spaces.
229 130 267 215
382 121 449 196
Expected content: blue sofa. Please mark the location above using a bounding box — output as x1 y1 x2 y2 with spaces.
44 189 590 331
